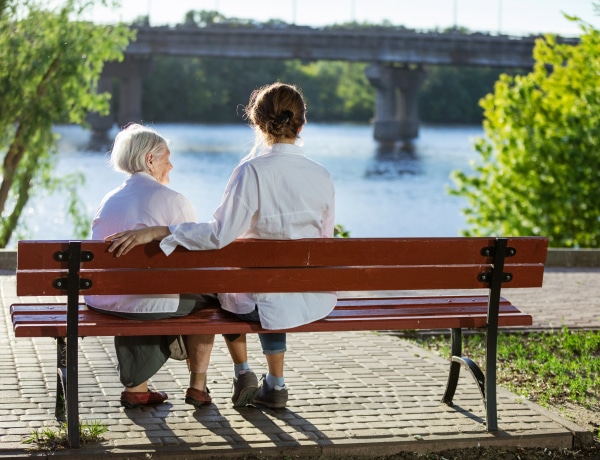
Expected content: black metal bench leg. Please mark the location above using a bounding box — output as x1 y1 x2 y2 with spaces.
441 328 462 405
65 336 79 447
55 338 67 422
442 328 487 418
486 330 498 431
483 237 508 432
442 238 509 431
65 241 81 448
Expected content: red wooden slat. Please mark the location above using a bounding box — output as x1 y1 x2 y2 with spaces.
10 304 72 314
17 241 70 271
13 307 523 333
16 264 545 296
12 313 533 337
11 296 533 338
16 236 548 270
9 295 511 314
335 296 511 307
12 304 524 324
12 302 519 323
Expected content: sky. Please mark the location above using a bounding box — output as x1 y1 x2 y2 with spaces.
85 0 600 37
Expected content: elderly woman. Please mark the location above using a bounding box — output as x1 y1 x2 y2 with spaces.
105 83 336 409
84 123 215 409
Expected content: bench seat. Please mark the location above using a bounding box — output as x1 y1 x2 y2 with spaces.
11 295 532 337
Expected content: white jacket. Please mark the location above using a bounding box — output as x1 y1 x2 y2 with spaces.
161 143 337 329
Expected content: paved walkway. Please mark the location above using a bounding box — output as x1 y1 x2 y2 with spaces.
1 267 599 459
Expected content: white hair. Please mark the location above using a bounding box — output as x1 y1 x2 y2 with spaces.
110 124 168 174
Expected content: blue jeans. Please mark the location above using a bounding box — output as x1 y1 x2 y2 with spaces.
225 306 287 355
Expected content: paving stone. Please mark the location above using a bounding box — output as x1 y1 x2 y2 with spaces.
1 270 597 457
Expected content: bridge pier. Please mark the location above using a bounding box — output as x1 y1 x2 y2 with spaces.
87 75 114 148
88 56 151 139
366 64 427 151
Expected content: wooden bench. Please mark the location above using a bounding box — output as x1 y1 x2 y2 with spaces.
11 236 548 448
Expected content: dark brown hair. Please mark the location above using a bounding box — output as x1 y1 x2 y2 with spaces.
244 82 306 146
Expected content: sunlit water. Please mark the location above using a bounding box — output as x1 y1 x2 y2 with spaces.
14 122 484 248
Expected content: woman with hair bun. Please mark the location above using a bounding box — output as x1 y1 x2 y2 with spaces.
106 83 336 409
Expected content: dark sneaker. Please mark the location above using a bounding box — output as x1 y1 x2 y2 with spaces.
232 370 259 407
253 378 288 409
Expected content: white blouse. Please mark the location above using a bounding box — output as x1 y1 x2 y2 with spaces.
160 143 337 330
85 172 197 313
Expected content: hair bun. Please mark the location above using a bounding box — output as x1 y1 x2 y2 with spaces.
275 110 294 124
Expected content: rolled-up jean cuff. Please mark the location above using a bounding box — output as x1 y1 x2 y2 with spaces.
234 306 287 354
258 332 286 354
263 347 287 355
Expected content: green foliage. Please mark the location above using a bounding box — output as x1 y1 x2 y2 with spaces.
143 57 373 123
183 10 227 27
411 328 600 410
450 19 600 247
419 66 523 124
143 57 289 122
0 0 133 247
334 224 351 238
24 420 108 451
288 61 373 122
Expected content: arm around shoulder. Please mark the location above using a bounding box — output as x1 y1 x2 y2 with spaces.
106 225 171 257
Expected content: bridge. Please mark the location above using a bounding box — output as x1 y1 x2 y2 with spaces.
94 25 576 148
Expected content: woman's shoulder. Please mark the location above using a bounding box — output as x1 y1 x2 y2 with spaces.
156 185 193 207
130 174 192 206
150 186 196 222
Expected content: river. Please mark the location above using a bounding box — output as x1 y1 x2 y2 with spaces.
14 122 484 248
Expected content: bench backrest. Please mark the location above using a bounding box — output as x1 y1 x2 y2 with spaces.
16 237 548 296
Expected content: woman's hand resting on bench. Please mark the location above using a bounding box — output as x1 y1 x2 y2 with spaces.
106 226 171 257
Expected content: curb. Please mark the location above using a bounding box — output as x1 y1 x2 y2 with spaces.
545 248 600 268
497 387 596 448
0 250 15 271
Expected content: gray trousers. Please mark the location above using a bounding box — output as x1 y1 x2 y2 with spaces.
88 294 219 388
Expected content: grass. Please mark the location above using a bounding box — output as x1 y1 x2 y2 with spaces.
23 420 108 451
408 327 600 409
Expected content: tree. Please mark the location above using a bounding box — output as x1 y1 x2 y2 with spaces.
450 17 600 248
182 10 227 27
283 60 373 122
419 66 524 124
0 0 133 247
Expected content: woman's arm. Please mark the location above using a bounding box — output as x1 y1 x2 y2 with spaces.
105 225 171 257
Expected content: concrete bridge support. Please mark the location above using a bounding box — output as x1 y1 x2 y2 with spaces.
88 56 151 140
365 64 427 151
86 75 115 147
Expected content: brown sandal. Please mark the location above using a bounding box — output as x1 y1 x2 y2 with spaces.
120 390 168 408
185 387 212 408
